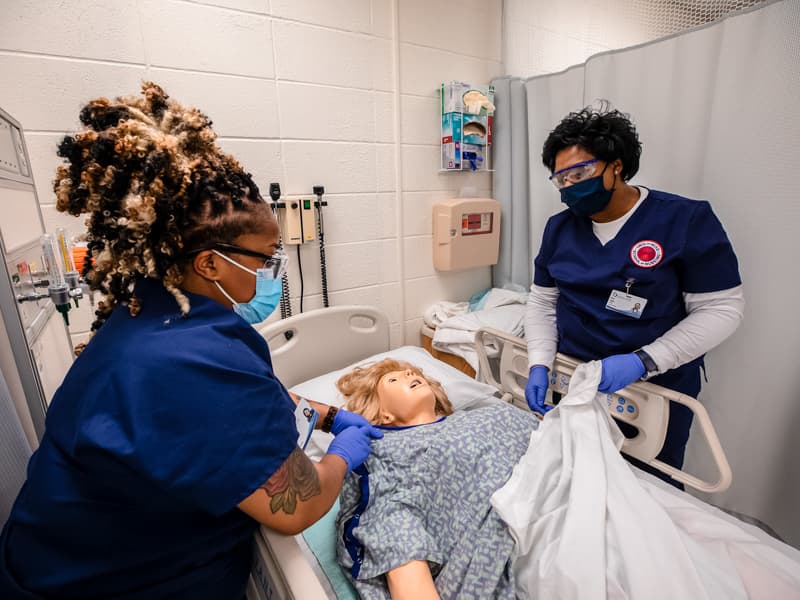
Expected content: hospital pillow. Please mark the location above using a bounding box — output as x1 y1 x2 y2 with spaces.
290 345 501 461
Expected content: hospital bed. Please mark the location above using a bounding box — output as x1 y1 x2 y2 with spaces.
246 305 798 600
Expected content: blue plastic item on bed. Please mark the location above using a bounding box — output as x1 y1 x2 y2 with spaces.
301 499 358 599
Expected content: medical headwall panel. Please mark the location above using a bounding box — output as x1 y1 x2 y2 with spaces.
0 107 73 443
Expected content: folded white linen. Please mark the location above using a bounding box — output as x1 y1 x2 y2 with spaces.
423 300 469 328
432 303 525 370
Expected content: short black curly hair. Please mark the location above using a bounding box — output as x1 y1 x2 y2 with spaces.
541 103 642 181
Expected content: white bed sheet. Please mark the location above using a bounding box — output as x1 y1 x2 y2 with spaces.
493 361 800 600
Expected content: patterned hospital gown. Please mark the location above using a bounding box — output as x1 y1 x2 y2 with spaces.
336 403 538 599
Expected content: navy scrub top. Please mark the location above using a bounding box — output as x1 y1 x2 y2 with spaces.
0 278 298 599
534 189 741 396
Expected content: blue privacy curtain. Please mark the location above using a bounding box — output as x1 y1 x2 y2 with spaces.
492 0 800 547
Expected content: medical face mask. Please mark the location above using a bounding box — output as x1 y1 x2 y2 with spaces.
559 164 615 218
212 251 283 324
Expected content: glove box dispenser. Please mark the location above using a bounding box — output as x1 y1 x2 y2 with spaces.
432 198 501 271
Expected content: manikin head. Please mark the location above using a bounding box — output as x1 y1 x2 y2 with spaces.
336 359 453 427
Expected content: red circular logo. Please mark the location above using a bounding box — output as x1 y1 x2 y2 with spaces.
630 240 663 268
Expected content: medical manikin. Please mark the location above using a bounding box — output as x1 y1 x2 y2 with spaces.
334 359 537 600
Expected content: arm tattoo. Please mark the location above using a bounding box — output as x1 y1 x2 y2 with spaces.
260 447 321 514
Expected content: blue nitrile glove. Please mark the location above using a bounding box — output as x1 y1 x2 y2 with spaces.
331 408 373 435
525 365 552 414
598 353 646 394
326 426 383 475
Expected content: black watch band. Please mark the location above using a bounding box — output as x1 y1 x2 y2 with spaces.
634 349 659 376
321 406 338 433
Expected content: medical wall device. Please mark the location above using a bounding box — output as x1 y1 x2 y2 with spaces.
268 182 330 320
269 183 293 321
440 81 495 172
0 106 74 443
432 197 501 271
312 186 329 308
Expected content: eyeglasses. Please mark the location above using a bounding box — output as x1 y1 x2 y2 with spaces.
548 158 601 189
188 243 289 279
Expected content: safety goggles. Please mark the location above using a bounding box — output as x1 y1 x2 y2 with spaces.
548 158 601 189
190 243 289 279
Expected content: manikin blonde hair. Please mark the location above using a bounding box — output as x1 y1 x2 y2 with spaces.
335 359 453 425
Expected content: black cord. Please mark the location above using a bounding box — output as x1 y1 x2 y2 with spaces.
280 272 291 319
270 197 292 320
316 202 329 308
296 245 304 313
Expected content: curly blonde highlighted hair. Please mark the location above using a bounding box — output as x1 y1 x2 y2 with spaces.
335 359 453 425
54 81 273 331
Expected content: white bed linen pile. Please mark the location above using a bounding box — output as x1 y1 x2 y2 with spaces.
428 288 527 370
492 362 800 600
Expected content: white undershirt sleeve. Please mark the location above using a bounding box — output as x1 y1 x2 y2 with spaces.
641 285 745 376
524 284 559 370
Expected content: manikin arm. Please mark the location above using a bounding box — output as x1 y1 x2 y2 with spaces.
386 560 441 600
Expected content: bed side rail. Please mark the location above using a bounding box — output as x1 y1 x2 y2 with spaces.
475 327 732 493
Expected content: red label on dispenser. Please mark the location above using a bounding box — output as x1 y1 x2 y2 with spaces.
461 212 493 236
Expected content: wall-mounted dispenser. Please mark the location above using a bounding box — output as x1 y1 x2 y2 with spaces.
440 81 495 172
432 197 501 271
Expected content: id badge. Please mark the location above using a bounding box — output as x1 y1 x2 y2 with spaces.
294 398 318 450
605 289 647 319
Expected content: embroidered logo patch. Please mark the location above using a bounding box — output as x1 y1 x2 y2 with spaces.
630 240 663 268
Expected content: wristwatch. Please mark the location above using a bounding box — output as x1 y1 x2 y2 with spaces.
634 349 659 378
321 406 339 433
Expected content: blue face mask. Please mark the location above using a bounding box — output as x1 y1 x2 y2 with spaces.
213 251 283 324
560 166 615 218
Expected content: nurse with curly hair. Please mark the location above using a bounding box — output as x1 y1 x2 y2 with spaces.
0 83 381 599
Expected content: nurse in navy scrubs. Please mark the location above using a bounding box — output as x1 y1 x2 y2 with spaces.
0 83 381 599
524 105 744 484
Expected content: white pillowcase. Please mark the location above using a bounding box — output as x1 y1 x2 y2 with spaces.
290 345 501 460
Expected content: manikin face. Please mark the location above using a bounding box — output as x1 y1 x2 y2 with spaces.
376 369 438 427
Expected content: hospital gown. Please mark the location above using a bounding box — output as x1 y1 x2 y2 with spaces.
336 403 537 599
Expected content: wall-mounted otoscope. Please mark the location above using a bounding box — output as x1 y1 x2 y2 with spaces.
269 182 293 323
312 185 329 308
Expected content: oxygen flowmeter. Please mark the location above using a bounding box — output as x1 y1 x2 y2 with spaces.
16 230 85 325
41 231 84 324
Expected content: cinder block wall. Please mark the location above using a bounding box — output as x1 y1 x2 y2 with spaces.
0 0 502 347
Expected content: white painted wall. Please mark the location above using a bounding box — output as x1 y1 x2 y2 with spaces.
0 0 503 348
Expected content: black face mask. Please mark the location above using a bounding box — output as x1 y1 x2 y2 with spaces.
560 164 615 217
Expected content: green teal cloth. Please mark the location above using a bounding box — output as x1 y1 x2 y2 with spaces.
302 499 358 599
